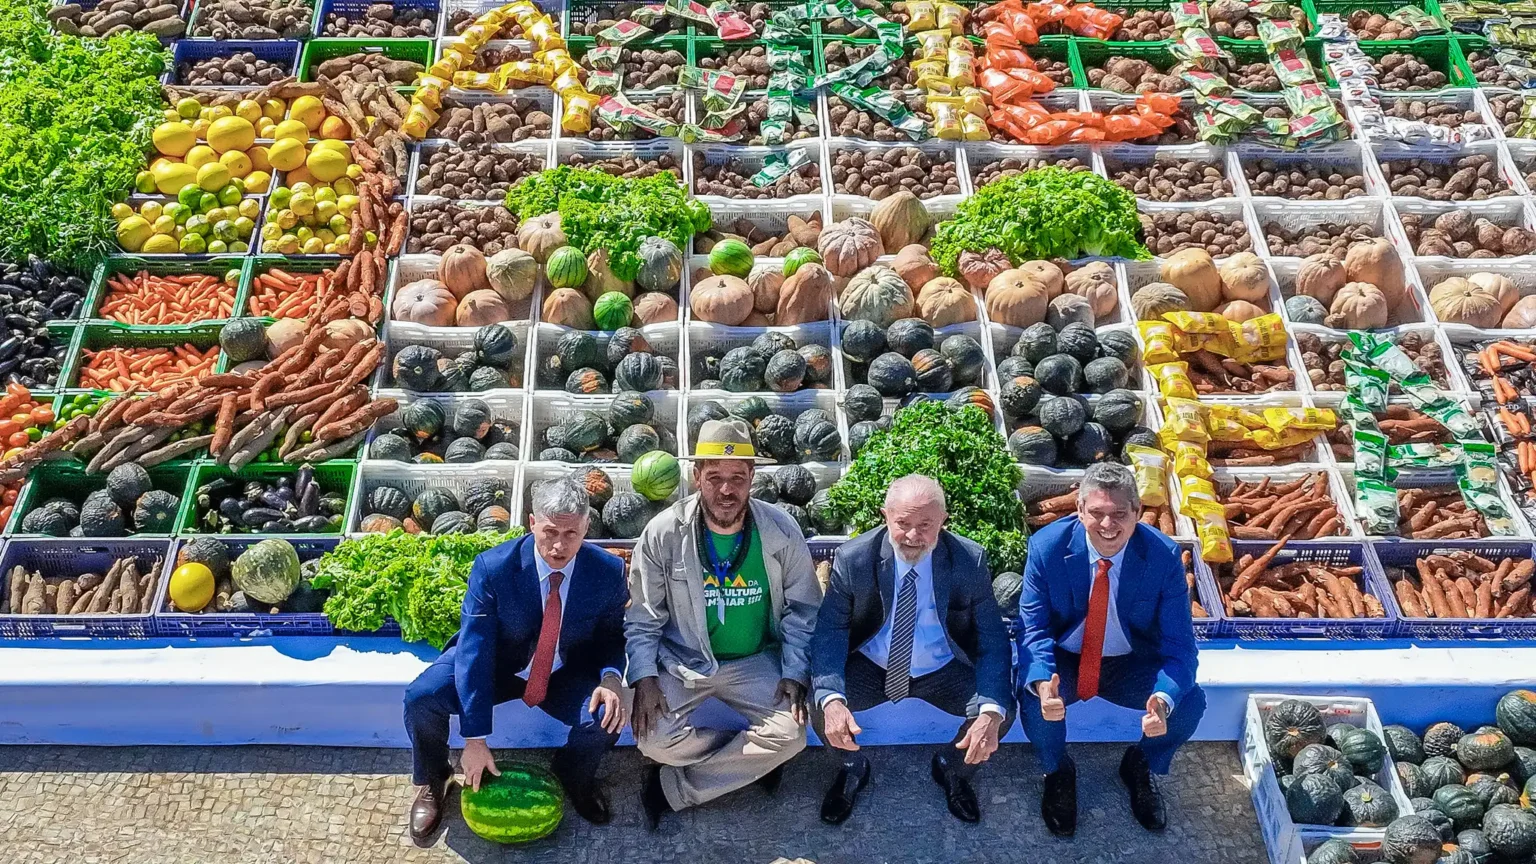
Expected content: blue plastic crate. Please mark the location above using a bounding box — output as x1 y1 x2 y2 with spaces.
1218 540 1398 640
0 538 172 639
153 536 399 638
1184 541 1229 640
316 0 439 36
172 39 302 86
1372 539 1536 640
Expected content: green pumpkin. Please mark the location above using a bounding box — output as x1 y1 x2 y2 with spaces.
843 384 884 423
754 414 796 462
1496 690 1536 747
220 318 268 363
609 390 654 429
1008 426 1058 465
1000 376 1043 421
886 318 935 358
1458 729 1516 773
464 480 513 516
636 236 683 292
1382 815 1448 864
750 331 796 361
562 410 608 452
615 352 663 392
565 367 609 394
774 464 817 506
1339 727 1388 775
911 349 953 392
840 319 887 363
1306 839 1359 864
1265 699 1328 762
728 395 773 427
1433 785 1485 830
806 488 842 535
1014 323 1058 363
1083 356 1129 393
1287 772 1346 825
1065 422 1112 465
794 416 841 462
687 400 729 441
474 323 519 368
799 344 833 385
719 347 766 392
848 420 878 456
1096 328 1141 368
1398 762 1435 800
133 490 180 533
867 352 917 397
616 424 661 463
766 350 808 392
1056 322 1099 364
1423 756 1467 791
1295 743 1358 794
1038 395 1088 439
451 399 494 440
1035 354 1084 395
393 344 443 390
1092 389 1142 434
445 437 485 463
940 334 986 386
1342 779 1399 828
593 291 633 331
1480 804 1536 859
1386 725 1428 765
602 492 652 539
546 246 588 289
1425 723 1466 760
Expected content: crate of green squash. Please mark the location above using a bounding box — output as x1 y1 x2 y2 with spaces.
180 461 355 536
6 462 193 539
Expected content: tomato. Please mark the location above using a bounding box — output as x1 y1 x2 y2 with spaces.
0 421 18 441
29 406 53 426
0 505 13 524
7 432 29 448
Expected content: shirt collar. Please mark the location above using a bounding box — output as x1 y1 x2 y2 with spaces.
1086 536 1129 570
887 532 933 575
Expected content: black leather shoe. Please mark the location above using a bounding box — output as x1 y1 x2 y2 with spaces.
641 765 669 832
408 779 447 844
1119 746 1166 831
756 764 785 796
820 760 871 825
566 784 611 826
1041 757 1077 837
930 753 980 823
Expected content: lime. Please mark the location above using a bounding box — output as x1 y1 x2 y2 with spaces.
217 183 243 207
177 184 204 209
289 191 315 217
176 97 202 120
135 171 158 194
315 200 338 223
224 269 241 285
295 225 313 243
207 239 228 254
331 177 356 197
314 186 337 205
163 202 186 224
213 219 237 242
230 240 249 253
277 235 300 254
184 214 210 237
198 192 219 213
328 214 349 235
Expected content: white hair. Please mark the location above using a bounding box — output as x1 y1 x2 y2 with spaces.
1079 462 1140 509
533 478 590 520
885 474 946 511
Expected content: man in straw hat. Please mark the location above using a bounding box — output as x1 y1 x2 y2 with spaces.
625 417 822 830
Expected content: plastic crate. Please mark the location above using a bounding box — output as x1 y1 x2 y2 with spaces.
1183 540 1228 639
1372 539 1536 639
366 390 526 461
317 0 439 36
346 461 521 533
1303 0 1448 36
378 319 530 392
7 463 196 540
61 322 225 391
298 37 435 83
1348 36 1472 90
521 461 678 546
684 389 850 467
528 321 682 392
178 461 356 536
1216 540 1398 639
171 40 302 87
0 538 172 639
84 255 249 326
688 320 839 390
526 391 682 466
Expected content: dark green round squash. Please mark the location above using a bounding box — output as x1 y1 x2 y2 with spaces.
133 490 180 533
606 326 652 369
610 390 655 429
1398 762 1435 800
939 334 985 386
539 446 578 461
1386 725 1427 765
753 413 796 463
807 489 842 535
1480 803 1536 859
774 501 811 536
1382 814 1448 864
476 506 512 532
799 344 833 385
565 367 609 394
1458 729 1515 773
369 432 412 461
563 410 609 453
1008 426 1058 465
1014 322 1058 363
1413 799 1456 841
474 323 519 368
75 495 122 536
412 488 461 528
401 399 445 442
775 464 817 506
602 492 652 539
720 346 767 392
841 320 887 363
556 331 601 372
794 408 834 439
687 400 729 441
1038 395 1088 439
107 463 154 507
1423 756 1467 791
1083 356 1129 393
1455 828 1494 864
1035 353 1084 396
1433 785 1485 830
997 355 1034 381
464 480 513 516
1122 426 1159 451
849 420 879 456
220 317 267 363
729 396 773 427
1295 743 1358 793
766 349 808 392
616 352 663 392
1340 727 1388 775
843 384 884 423
794 416 841 462
450 399 494 440
616 424 661 463
1496 690 1536 747
393 345 443 390
886 318 934 358
911 349 953 392
1343 779 1400 828
750 331 797 361
573 466 615 507
657 354 678 389
445 436 485 463
1466 774 1520 810
1265 699 1328 761
537 353 566 388
485 442 519 460
1307 839 1359 864
1092 389 1142 434
1287 772 1346 825
1509 746 1536 783
470 364 509 391
431 511 475 535
1001 376 1043 420
1056 322 1099 364
749 471 779 503
1065 423 1113 466
992 571 1023 614
1425 723 1466 760
945 387 994 419
868 352 918 397
1097 328 1142 368
438 354 475 392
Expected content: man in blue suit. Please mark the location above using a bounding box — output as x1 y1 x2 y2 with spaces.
1016 462 1205 837
403 478 629 843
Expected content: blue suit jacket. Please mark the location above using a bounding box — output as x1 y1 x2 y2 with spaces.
449 535 628 738
1016 516 1198 708
810 528 1012 709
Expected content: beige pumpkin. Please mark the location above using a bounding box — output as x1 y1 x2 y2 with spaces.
776 263 836 325
839 265 914 327
957 248 1012 290
1468 271 1519 315
985 269 1050 328
915 277 976 327
869 190 932 251
1344 238 1405 311
455 289 511 327
438 244 492 300
892 244 939 290
633 291 679 326
1326 282 1389 330
1130 281 1189 321
690 275 755 325
1218 251 1269 303
817 218 884 277
542 287 594 329
516 212 566 263
1160 248 1223 311
391 279 458 326
1064 261 1118 318
1429 276 1502 328
1503 294 1536 328
264 318 307 358
1016 260 1064 299
484 248 539 303
1294 253 1346 307
584 248 634 301
1217 299 1266 322
748 262 785 314
321 318 373 351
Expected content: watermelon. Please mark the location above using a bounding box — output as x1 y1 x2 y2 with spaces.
546 247 588 289
783 247 822 277
708 238 754 278
459 763 564 844
632 450 680 502
593 292 633 331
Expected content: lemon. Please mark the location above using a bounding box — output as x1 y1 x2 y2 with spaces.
110 202 133 221
184 144 218 170
334 232 350 250
153 162 199 195
319 116 350 140
219 150 252 178
247 145 272 172
336 194 359 216
289 191 316 217
153 122 196 158
134 171 158 194
300 236 325 254
235 99 263 125
272 119 310 142
290 95 325 132
256 118 277 139
152 214 177 235
116 215 152 251
207 116 256 154
206 207 229 225
243 170 272 194
262 240 279 253
169 563 215 612
263 98 286 121
138 200 163 222
315 200 338 223
179 232 206 253
315 227 335 243
306 147 348 183
141 233 179 254
196 161 232 193
238 198 261 220
295 225 313 243
261 222 282 242
346 163 363 180
267 137 306 172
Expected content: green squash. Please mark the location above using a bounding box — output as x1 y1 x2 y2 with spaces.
886 318 935 358
437 354 475 392
1287 772 1346 825
1524 775 1536 807
1454 828 1494 864
1386 725 1428 765
556 331 601 372
1065 422 1113 466
1466 774 1520 810
79 490 126 537
636 236 683 292
867 352 918 397
1343 779 1400 828
1433 785 1486 830
719 347 767 392
451 399 494 440
632 450 680 502
546 246 588 289
1306 839 1359 864
477 507 512 532
766 350 808 392
474 323 519 368
1413 799 1456 841
231 539 302 605
607 327 652 369
750 471 778 502
445 437 485 463
1382 814 1447 864
1056 322 1099 364
470 366 509 391
412 488 461 528
1509 747 1536 784
774 464 817 506
687 400 730 441
1122 426 1159 450
946 387 995 419
1038 395 1088 439
1092 389 1142 434
616 424 660 463
1340 727 1388 775
370 432 412 461
464 480 513 516
563 411 608 453
393 345 443 390
1287 294 1328 325
1266 699 1328 761
1295 743 1358 793
794 416 841 462
1458 729 1516 773
843 384 884 423
1008 426 1058 465
602 492 652 539
133 490 180 533
107 463 154 507
1496 690 1536 747
573 467 615 507
1425 723 1466 760
1014 322 1058 363
1096 328 1141 368
1083 356 1129 393
807 488 842 535
799 344 833 385
593 291 633 331
729 396 773 427
750 331 797 361
840 320 887 363
177 536 232 581
911 349 953 392
754 413 796 462
997 355 1034 380
459 762 564 845
940 334 986 386
616 351 664 392
539 447 578 461
565 367 609 395
609 390 654 429
1398 762 1435 800
1035 353 1084 396
431 511 476 535
992 571 1024 613
1423 756 1467 791
1481 804 1536 859
220 318 268 363
848 420 879 456
401 400 446 442
1000 376 1043 421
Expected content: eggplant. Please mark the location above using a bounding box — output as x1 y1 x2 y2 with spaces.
261 487 294 510
260 518 294 533
298 481 320 518
218 497 246 521
294 465 315 501
240 507 284 528
291 514 330 533
0 336 22 361
318 494 346 516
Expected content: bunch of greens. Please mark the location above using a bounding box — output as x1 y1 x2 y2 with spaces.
928 167 1150 278
503 165 709 282
0 0 168 272
827 401 1028 574
312 529 526 648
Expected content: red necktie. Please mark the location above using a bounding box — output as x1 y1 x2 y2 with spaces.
1077 558 1112 702
523 571 564 708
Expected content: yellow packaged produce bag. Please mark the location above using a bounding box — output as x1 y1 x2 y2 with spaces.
936 1 969 34
914 30 948 60
907 0 937 29
400 102 438 140
1160 397 1208 444
1139 321 1179 365
1151 361 1197 400
1230 313 1288 363
1264 406 1336 432
561 89 597 134
928 96 964 140
1207 403 1266 431
1163 310 1230 334
1125 444 1169 507
961 112 989 140
1171 439 1213 480
1189 500 1233 563
1178 473 1218 506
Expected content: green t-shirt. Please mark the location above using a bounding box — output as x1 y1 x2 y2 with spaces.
703 527 773 661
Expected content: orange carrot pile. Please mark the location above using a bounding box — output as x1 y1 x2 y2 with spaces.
78 345 219 391
101 271 235 325
247 268 327 319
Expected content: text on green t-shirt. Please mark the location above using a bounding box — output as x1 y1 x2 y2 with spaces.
703 527 773 660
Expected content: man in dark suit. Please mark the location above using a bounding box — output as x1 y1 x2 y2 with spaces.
1016 462 1205 837
810 474 1013 826
403 478 629 842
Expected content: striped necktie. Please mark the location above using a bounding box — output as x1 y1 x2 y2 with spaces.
884 568 920 702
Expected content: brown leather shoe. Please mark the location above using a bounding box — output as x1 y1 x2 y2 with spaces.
409 780 447 844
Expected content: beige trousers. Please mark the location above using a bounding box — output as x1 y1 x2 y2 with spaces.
635 650 807 810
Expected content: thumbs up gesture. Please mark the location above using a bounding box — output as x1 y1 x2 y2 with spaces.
1037 673 1066 722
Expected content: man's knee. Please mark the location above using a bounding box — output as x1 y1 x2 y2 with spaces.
750 711 808 755
635 727 696 766
404 666 453 716
1172 685 1207 725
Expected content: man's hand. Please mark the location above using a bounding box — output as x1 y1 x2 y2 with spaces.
956 712 1003 765
1037 673 1066 722
461 738 499 792
1142 695 1169 738
588 674 626 735
776 679 808 726
631 676 666 740
820 699 862 751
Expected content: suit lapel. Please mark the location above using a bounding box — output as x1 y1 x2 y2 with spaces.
1067 521 1090 617
556 544 592 656
931 532 953 613
515 537 542 644
1117 528 1148 614
876 530 896 621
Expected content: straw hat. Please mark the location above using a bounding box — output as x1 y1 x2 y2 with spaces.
685 418 773 463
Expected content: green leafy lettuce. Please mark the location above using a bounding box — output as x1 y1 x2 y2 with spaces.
503 165 703 283
927 167 1150 279
827 401 1028 574
312 529 526 649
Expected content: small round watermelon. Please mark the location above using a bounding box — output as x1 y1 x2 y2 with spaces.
632 450 680 502
708 238 754 278
459 763 564 844
593 291 633 331
782 246 822 277
546 247 588 289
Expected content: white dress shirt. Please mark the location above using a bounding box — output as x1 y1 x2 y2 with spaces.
824 536 1003 718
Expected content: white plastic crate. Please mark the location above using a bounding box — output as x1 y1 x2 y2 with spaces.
1099 143 1238 205
691 141 825 205
694 199 825 256
1390 195 1536 266
525 390 684 466
1233 140 1389 203
1135 197 1265 262
1251 198 1390 261
388 252 539 329
962 142 1100 190
682 390 850 467
1371 139 1525 202
365 390 526 462
528 321 683 393
823 138 968 204
377 319 531 393
686 321 840 392
521 461 680 545
1268 255 1432 331
345 462 523 534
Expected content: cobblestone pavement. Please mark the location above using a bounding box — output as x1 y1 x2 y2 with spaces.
0 742 1265 864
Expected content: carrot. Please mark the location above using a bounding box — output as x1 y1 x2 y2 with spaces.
1481 347 1499 376
1496 341 1536 362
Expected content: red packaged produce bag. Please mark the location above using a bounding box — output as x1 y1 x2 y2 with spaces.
982 20 1023 50
1063 3 1123 38
983 45 1036 70
1024 118 1081 144
1051 109 1104 128
1138 92 1182 116
1101 113 1163 141
1066 126 1106 142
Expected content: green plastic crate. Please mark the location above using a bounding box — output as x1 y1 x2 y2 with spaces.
6 462 195 539
178 460 356 536
1452 34 1516 88
1302 0 1449 37
61 322 225 392
83 255 250 327
1348 35 1473 89
43 390 210 470
25 322 82 397
298 38 435 83
565 2 694 40
1072 37 1333 93
243 254 390 327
